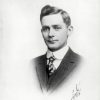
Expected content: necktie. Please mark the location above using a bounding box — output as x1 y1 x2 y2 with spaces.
47 56 56 76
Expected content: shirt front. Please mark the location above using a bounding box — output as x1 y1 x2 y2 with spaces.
46 45 69 69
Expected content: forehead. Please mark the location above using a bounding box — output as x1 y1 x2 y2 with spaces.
41 13 64 26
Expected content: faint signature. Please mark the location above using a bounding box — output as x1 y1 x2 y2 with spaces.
71 83 81 100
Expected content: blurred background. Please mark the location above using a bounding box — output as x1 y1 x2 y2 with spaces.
0 0 100 100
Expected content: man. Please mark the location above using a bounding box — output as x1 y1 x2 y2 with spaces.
33 5 81 92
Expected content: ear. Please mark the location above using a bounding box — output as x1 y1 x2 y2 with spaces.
67 25 73 36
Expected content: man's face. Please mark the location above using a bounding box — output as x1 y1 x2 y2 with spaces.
41 13 71 52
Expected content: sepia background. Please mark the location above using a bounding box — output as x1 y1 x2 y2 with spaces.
0 0 100 100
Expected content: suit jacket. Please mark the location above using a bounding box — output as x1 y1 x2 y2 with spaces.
32 48 81 92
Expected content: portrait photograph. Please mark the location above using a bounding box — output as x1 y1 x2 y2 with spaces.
0 0 100 100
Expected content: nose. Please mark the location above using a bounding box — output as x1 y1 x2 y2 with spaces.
48 27 54 37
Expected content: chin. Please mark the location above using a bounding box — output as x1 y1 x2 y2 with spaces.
46 43 62 51
48 46 60 52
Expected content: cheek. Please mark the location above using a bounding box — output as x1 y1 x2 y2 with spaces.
58 31 68 40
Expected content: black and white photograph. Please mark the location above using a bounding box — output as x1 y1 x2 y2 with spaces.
32 5 82 93
0 0 100 100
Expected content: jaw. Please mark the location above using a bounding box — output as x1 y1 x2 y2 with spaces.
46 41 67 52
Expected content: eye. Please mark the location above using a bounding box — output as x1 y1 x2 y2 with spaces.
53 25 62 30
42 26 50 32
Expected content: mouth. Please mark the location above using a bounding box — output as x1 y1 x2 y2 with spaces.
47 39 58 44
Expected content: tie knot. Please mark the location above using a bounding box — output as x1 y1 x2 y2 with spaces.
48 56 55 63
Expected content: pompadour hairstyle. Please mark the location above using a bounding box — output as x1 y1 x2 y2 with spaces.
40 5 71 26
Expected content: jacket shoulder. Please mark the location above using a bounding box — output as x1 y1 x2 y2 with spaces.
68 48 82 64
72 51 81 59
72 51 83 65
32 54 46 64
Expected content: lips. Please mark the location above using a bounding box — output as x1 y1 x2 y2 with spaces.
47 39 58 44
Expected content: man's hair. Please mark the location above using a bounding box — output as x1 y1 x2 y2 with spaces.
40 5 71 26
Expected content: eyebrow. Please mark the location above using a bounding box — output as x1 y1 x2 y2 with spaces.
42 24 62 29
42 26 50 31
42 25 48 28
52 25 61 27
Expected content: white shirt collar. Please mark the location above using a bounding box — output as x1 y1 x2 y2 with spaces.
46 45 69 60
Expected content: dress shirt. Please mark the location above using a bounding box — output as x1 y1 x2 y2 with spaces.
46 45 69 69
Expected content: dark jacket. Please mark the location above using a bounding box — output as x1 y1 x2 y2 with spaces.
32 48 81 92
